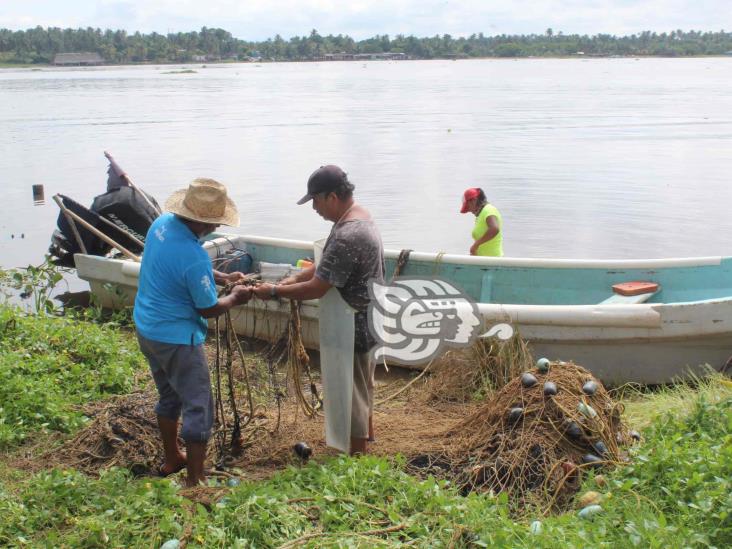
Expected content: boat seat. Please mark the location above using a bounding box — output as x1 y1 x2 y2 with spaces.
601 280 660 304
600 291 657 305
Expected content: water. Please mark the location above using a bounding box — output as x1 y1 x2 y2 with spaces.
1 57 731 274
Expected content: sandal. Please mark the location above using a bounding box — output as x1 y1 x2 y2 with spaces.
156 462 186 477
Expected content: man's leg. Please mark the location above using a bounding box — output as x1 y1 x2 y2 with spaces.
138 334 186 476
350 436 368 455
157 415 187 475
170 344 214 486
185 441 207 487
350 352 373 455
367 362 376 442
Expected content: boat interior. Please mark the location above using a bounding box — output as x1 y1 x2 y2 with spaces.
204 234 732 306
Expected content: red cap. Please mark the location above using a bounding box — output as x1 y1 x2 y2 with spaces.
460 187 481 213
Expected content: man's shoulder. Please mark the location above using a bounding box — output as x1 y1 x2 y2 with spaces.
333 218 381 240
150 224 208 265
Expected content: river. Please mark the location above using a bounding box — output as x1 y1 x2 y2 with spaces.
1 57 731 275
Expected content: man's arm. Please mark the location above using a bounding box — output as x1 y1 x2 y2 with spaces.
213 269 246 285
197 285 252 318
279 264 316 286
253 274 331 302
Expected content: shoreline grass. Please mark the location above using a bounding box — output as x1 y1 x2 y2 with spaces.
0 303 730 547
0 393 729 547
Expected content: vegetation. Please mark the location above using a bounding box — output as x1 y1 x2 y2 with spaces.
1 26 731 64
0 391 729 547
0 258 67 315
0 304 143 447
0 265 729 546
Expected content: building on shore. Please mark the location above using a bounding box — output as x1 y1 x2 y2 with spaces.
53 53 104 66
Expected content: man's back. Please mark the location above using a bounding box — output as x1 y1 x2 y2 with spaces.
317 215 385 351
133 213 217 345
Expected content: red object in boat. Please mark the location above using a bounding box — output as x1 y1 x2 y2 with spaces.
612 281 659 296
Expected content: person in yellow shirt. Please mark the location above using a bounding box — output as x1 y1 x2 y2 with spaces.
460 187 503 256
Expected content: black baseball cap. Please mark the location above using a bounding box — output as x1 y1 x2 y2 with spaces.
296 165 353 205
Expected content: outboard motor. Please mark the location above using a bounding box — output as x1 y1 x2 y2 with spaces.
49 153 160 267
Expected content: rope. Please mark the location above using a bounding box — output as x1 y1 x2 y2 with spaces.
391 248 412 280
211 277 324 465
283 301 322 416
432 251 446 275
375 358 435 405
212 281 259 467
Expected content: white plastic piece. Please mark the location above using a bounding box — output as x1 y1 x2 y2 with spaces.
315 238 355 453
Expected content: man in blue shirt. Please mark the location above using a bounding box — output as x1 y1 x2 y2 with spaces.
134 178 251 486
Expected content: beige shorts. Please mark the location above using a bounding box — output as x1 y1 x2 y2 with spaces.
351 352 375 439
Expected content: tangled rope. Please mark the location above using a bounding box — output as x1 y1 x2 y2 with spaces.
264 300 322 418
211 279 266 468
412 361 634 512
392 249 412 280
287 301 322 416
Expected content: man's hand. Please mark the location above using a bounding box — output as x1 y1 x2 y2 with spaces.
213 269 247 286
469 242 479 256
253 283 275 300
224 271 247 284
279 276 298 286
198 285 252 318
230 285 252 305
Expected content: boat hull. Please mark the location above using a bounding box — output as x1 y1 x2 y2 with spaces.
74 234 732 385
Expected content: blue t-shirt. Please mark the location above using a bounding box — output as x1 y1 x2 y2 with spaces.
133 213 218 345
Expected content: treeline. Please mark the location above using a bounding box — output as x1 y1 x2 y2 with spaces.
1 26 731 64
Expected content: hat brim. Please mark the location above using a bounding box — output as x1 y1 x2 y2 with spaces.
164 188 240 227
296 192 313 205
460 201 470 214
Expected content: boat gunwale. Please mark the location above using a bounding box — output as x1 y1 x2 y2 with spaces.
77 252 732 311
218 234 724 270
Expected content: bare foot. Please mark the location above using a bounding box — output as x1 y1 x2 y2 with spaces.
159 452 187 476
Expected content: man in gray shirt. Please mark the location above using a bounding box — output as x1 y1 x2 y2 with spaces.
253 165 384 454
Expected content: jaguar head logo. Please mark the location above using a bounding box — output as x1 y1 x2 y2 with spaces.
368 277 482 365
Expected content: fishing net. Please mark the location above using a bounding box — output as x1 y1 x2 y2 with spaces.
50 390 163 475
423 334 534 403
411 360 634 511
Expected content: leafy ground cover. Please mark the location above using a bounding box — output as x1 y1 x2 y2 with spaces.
0 391 729 547
0 304 143 446
0 303 729 547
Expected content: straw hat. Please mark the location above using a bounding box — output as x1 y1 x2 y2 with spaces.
165 178 240 227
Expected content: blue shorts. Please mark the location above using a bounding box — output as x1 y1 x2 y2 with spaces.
137 334 214 443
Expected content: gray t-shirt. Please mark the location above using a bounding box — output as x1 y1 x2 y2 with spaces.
316 217 385 352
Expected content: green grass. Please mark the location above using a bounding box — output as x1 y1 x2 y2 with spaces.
0 392 729 547
0 304 144 447
619 372 731 429
0 302 729 547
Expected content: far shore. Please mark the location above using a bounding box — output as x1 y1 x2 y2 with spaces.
2 53 732 70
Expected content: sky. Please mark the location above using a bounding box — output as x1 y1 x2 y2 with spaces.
0 0 730 41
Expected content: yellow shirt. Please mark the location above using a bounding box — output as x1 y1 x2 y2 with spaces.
472 203 503 257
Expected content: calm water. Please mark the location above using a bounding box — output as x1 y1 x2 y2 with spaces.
1 58 731 273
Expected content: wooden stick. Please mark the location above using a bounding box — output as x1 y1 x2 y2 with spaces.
52 195 88 254
53 194 141 262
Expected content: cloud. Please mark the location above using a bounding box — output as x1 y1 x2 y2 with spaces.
0 0 730 40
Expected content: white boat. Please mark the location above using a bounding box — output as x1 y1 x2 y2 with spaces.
74 233 732 386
